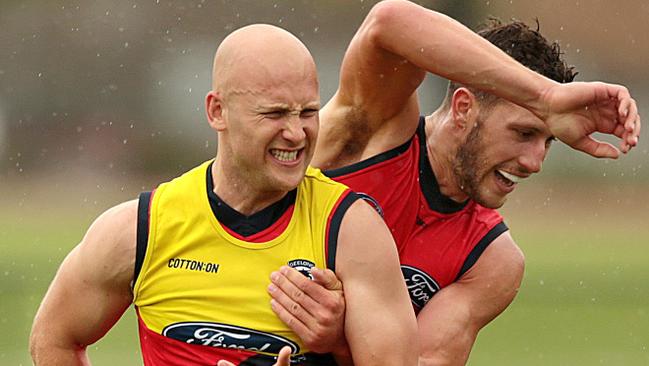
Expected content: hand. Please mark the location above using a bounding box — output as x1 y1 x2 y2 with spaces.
268 266 349 355
540 81 641 158
216 346 292 366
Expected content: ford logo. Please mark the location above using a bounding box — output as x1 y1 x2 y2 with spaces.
401 265 440 309
162 322 300 354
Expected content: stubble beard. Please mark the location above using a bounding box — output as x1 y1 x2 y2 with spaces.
453 122 494 208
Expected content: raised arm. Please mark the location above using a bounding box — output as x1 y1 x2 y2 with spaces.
334 200 418 366
417 232 524 365
316 0 552 166
29 201 137 365
315 0 640 167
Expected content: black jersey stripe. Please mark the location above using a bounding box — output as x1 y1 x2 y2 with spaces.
325 192 361 272
416 116 468 214
134 191 152 288
322 138 412 178
455 221 509 281
205 161 296 238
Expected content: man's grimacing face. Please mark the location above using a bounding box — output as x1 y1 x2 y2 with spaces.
220 72 320 194
454 99 555 209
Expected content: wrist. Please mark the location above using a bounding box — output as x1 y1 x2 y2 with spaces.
529 80 560 122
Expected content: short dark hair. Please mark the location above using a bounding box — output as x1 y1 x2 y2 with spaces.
443 18 577 108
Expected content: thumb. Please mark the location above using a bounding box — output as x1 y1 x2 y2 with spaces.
274 346 292 366
310 267 342 291
217 361 235 366
571 136 620 159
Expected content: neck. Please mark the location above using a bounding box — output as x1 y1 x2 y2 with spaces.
425 111 469 203
211 156 288 216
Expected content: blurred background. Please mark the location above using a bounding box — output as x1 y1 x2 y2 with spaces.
1 0 647 365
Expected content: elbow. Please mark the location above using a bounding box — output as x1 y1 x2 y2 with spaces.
362 0 444 49
29 321 53 364
29 328 45 363
363 0 414 48
29 321 86 364
30 313 48 361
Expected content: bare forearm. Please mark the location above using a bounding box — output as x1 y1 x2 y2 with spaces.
367 0 553 112
345 308 418 366
31 343 90 366
418 330 476 366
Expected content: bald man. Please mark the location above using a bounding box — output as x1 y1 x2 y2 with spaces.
29 24 417 366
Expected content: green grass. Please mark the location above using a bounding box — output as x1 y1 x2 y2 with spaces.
2 184 648 365
468 225 649 365
0 212 142 365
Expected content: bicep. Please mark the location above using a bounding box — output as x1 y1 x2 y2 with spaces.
335 200 418 366
31 201 137 351
417 231 525 365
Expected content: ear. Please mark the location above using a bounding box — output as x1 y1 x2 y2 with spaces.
450 87 479 133
206 91 227 131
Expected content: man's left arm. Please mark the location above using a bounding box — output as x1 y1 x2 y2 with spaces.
272 200 417 365
329 199 418 365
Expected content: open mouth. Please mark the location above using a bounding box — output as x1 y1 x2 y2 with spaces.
494 170 521 188
270 149 301 163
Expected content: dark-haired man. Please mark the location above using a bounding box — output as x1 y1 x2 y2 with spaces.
266 1 641 364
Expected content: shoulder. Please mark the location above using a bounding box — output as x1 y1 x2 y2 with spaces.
158 160 212 193
461 231 525 290
336 199 395 265
79 200 138 282
88 200 138 241
302 166 352 193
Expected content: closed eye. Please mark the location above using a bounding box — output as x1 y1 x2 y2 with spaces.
516 129 535 140
261 111 285 119
300 109 318 118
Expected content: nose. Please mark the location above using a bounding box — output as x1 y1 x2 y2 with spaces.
517 142 546 174
281 114 306 144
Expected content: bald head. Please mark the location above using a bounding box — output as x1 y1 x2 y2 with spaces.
212 24 318 96
205 24 320 208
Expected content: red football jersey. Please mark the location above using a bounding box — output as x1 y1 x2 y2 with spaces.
324 117 508 312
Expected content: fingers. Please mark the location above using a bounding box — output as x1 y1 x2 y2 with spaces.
269 293 339 354
217 347 292 366
609 84 640 153
628 114 641 148
268 272 321 325
624 98 638 131
273 266 343 310
573 136 620 159
274 346 292 366
269 296 313 342
310 267 343 291
268 267 339 328
268 266 345 353
614 88 631 125
619 114 640 154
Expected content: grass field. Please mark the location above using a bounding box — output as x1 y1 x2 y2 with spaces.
1 175 648 365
